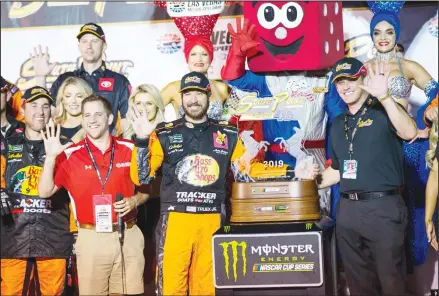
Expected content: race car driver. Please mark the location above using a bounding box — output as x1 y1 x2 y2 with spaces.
128 71 319 295
0 86 73 295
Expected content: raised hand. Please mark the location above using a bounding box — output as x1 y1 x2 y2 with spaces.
30 45 58 77
41 119 73 158
227 18 259 57
360 61 390 99
127 104 158 139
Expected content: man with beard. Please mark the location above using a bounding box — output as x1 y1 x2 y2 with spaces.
129 72 319 295
1 86 73 295
38 95 147 295
31 23 131 137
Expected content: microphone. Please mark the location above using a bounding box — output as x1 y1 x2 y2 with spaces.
116 193 125 244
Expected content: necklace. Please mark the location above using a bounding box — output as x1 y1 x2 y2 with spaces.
374 49 396 61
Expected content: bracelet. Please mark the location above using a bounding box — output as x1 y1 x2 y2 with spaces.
378 93 391 102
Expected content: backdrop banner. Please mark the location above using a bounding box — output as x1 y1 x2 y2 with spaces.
1 2 437 120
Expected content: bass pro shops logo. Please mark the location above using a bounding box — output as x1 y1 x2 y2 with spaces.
219 241 247 282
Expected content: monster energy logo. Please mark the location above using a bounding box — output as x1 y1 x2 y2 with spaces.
219 241 247 282
224 225 230 233
305 223 313 230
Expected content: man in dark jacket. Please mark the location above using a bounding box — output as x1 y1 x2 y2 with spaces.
0 86 73 296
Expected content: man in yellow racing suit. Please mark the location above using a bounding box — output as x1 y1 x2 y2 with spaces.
130 72 316 295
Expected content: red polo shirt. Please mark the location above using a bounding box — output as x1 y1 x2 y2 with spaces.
54 135 139 224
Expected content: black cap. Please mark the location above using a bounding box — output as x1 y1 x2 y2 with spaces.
180 71 210 93
23 86 54 105
77 23 106 42
332 57 367 83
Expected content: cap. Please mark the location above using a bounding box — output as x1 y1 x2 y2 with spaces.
180 72 210 93
77 23 106 42
23 86 54 104
332 57 367 83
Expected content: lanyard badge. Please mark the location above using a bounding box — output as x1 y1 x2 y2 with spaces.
85 138 116 232
342 98 373 180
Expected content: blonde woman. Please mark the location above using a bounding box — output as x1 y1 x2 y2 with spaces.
125 84 165 139
425 121 438 251
126 84 165 287
55 77 92 143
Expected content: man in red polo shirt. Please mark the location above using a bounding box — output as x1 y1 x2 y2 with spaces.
38 95 146 295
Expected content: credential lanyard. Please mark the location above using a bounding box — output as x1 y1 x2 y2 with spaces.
344 98 373 159
85 138 115 194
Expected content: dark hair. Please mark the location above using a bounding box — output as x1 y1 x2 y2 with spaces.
81 94 112 116
396 43 405 53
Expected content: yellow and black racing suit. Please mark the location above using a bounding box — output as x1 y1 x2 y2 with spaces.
134 117 290 295
1 132 73 295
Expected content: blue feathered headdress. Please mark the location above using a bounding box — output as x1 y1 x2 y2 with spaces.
368 1 405 42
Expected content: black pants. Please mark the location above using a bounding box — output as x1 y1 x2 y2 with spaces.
336 195 410 296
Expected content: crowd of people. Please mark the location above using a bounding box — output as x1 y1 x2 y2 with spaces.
1 2 439 296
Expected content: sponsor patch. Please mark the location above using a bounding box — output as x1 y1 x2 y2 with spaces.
336 63 351 72
10 165 42 196
169 144 182 150
8 144 23 152
184 76 201 84
175 154 219 187
98 78 115 92
169 134 183 144
358 118 373 127
186 206 197 212
213 131 228 149
8 153 22 159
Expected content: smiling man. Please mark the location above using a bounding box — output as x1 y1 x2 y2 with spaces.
38 95 147 295
1 86 73 296
316 57 416 296
129 71 319 296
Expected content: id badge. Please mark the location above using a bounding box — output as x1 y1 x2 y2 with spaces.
92 194 113 233
343 160 358 179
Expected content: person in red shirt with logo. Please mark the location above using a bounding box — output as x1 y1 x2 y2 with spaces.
38 95 146 295
30 23 131 137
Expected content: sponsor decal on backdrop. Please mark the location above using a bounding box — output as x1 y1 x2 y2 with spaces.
166 1 225 17
157 33 182 54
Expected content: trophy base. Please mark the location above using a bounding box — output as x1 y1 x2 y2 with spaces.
230 180 321 223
